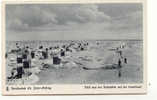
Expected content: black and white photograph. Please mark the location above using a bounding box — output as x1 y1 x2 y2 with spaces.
1 0 147 95
4 3 144 85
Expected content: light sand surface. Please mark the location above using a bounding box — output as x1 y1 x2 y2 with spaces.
6 40 143 84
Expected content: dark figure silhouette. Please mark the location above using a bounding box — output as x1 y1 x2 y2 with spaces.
118 59 122 68
118 59 122 78
31 51 35 59
124 58 127 64
60 49 65 57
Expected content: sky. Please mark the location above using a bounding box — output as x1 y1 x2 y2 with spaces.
5 3 143 41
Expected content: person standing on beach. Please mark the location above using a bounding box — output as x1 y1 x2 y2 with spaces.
60 49 65 57
16 43 20 51
31 50 35 59
38 46 43 59
124 57 127 64
45 48 49 59
118 58 122 78
49 47 53 58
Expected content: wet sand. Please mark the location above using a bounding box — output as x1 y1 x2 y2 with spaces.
35 42 143 84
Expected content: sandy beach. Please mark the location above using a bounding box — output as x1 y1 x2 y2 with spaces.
6 40 143 85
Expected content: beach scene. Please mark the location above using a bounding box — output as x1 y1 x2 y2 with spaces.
5 4 143 85
5 40 143 85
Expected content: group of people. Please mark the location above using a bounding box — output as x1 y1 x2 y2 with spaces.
115 43 128 77
6 41 89 80
6 41 128 80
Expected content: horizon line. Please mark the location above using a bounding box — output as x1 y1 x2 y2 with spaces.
6 39 143 42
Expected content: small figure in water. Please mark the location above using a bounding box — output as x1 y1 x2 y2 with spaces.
118 59 122 68
124 58 127 64
118 59 122 78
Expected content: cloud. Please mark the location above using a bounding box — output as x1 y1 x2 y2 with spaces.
7 18 29 31
6 5 57 31
98 3 142 18
75 5 111 23
6 4 111 32
108 10 143 34
5 4 143 40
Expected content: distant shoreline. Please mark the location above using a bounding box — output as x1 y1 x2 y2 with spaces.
6 39 143 42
